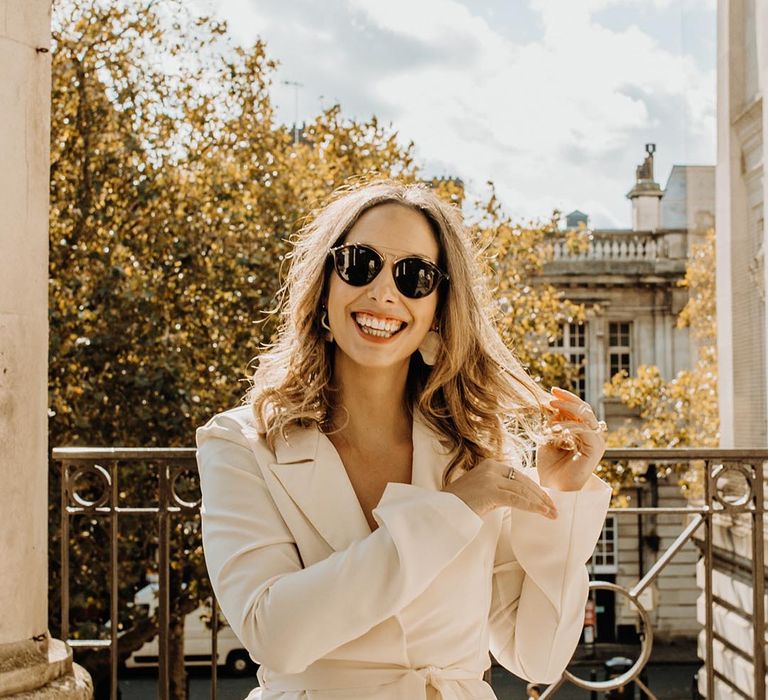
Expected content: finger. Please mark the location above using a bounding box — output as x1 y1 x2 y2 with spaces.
482 458 525 479
549 395 594 414
507 492 558 518
551 386 581 400
483 459 557 508
496 473 557 510
549 399 598 427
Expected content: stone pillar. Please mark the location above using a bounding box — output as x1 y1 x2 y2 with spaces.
701 0 768 697
627 144 663 232
0 2 91 697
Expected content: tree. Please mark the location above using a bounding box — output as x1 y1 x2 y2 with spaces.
49 2 586 696
601 229 718 494
471 187 589 392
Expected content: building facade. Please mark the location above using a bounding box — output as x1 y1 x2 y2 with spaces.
538 146 715 644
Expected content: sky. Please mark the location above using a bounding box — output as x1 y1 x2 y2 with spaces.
196 0 716 228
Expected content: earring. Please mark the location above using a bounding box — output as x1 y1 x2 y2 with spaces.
320 307 334 343
418 326 441 366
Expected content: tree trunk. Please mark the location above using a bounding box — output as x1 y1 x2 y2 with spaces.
169 610 187 700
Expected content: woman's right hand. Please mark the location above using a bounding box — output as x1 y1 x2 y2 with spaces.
442 458 559 519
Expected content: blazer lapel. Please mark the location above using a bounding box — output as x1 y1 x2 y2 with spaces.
265 409 457 553
267 424 371 552
411 410 457 490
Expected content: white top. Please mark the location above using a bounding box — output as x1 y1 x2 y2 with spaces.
196 404 612 699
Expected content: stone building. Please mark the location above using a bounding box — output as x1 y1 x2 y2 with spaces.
707 0 768 697
538 145 715 645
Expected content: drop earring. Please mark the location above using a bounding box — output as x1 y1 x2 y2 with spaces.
418 325 441 366
320 307 334 343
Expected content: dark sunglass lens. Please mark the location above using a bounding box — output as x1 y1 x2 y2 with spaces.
394 259 438 298
335 245 381 286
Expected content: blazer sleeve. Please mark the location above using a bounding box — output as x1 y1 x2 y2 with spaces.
487 467 612 684
196 412 484 675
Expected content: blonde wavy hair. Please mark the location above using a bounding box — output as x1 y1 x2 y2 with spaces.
247 179 553 485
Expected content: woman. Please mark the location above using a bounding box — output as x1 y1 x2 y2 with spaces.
196 180 612 700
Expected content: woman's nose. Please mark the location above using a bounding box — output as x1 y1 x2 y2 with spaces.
367 263 399 303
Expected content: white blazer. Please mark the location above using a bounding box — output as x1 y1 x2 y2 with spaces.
196 404 612 700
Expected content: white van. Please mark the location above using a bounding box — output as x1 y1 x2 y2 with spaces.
124 581 257 676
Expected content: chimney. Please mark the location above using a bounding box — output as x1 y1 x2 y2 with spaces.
565 210 589 229
626 143 663 231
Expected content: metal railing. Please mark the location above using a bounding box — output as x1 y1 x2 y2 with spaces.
53 446 768 699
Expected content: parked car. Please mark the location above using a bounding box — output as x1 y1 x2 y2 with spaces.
124 581 257 676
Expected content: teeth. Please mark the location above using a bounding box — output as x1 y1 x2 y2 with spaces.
354 313 404 335
360 326 394 338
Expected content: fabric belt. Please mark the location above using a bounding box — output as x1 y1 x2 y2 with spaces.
258 661 492 699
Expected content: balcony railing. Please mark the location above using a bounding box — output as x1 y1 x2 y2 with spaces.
52 446 768 700
552 232 667 262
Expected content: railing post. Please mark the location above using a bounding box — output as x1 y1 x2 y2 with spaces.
211 594 218 700
752 460 766 700
60 460 70 645
159 462 170 700
110 461 119 700
703 459 715 699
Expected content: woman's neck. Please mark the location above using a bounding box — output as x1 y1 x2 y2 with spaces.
329 352 412 451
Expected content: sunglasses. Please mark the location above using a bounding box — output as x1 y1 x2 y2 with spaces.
328 243 449 299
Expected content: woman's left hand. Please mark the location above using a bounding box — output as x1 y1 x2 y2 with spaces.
536 386 607 491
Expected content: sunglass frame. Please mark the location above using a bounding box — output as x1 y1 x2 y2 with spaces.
327 243 449 299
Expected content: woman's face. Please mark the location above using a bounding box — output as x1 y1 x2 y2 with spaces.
326 203 441 370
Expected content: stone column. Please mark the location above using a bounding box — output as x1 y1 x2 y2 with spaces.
0 2 91 697
700 0 768 697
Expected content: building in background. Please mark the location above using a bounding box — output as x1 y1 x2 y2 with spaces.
538 145 715 645
540 143 714 420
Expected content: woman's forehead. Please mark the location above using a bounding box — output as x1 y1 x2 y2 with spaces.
345 203 439 259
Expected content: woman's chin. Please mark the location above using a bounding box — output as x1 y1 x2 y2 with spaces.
333 342 415 371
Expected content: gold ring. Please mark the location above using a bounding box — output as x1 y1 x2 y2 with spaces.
508 467 516 480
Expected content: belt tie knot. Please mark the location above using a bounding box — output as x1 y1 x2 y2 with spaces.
412 664 478 699
421 665 440 684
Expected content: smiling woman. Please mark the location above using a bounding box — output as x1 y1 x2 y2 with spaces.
195 179 612 699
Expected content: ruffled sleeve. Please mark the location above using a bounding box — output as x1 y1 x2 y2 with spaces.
488 467 612 683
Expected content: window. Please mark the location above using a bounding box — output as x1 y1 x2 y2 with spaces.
550 322 587 399
589 515 618 574
608 321 632 378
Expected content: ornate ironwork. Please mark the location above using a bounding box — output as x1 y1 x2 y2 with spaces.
53 446 768 699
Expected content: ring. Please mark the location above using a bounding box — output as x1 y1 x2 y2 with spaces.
507 467 516 480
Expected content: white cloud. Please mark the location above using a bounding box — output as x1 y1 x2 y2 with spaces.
205 0 715 227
